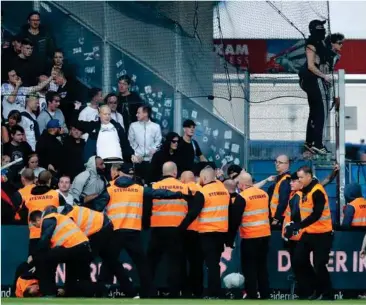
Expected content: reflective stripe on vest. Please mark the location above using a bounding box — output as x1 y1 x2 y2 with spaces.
350 198 366 227
106 184 144 231
300 184 332 234
270 174 290 217
198 181 230 233
151 178 188 228
239 187 271 238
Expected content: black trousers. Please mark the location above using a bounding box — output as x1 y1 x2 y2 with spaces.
147 227 183 297
300 76 329 147
293 231 333 297
36 242 93 297
200 232 225 298
181 230 204 298
99 229 152 298
241 236 270 299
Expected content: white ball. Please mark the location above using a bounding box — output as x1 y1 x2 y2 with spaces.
223 272 245 288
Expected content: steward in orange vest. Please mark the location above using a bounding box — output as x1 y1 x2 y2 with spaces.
14 262 41 298
180 170 205 298
101 162 188 298
20 171 66 256
147 162 197 298
197 166 230 298
270 155 291 224
342 183 366 228
229 172 270 299
29 207 93 297
290 166 333 300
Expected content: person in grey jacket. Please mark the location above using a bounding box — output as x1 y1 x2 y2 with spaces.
37 92 67 134
69 156 107 205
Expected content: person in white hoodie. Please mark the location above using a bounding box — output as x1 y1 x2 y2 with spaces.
128 105 162 183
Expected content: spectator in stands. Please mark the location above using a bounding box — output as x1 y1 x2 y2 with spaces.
1 34 22 73
78 105 135 164
129 105 162 183
1 110 22 144
61 122 85 181
150 131 180 182
10 38 40 86
78 88 103 123
57 175 74 205
19 96 40 151
20 153 46 179
60 122 84 179
2 125 32 173
70 156 107 206
45 49 75 88
1 69 53 119
177 119 207 172
37 92 67 134
325 33 345 66
342 183 366 228
35 119 64 174
54 68 80 127
18 11 55 60
117 75 143 131
105 93 124 128
36 75 51 113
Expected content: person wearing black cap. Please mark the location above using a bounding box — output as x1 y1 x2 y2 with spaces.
98 162 193 298
299 19 336 155
177 119 207 173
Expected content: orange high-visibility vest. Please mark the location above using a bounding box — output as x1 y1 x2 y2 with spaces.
43 213 88 248
67 206 104 237
300 184 332 234
239 187 271 239
25 188 60 239
349 198 366 227
15 277 39 298
282 191 303 241
198 181 230 233
270 174 290 218
17 184 36 220
184 181 202 231
106 183 144 231
151 177 188 227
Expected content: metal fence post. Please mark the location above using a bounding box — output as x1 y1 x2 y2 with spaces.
243 70 250 170
173 23 183 134
102 1 111 94
337 69 346 223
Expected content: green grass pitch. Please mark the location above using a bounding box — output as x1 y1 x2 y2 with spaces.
2 298 365 305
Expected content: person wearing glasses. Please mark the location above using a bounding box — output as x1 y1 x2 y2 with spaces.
104 93 124 129
299 20 337 155
270 155 291 226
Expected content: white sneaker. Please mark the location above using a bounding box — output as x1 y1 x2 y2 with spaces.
133 295 140 299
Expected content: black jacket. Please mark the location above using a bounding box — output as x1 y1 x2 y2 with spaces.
62 135 85 180
117 91 143 131
35 131 64 172
77 119 134 163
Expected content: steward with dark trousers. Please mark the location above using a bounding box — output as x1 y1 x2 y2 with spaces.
198 171 230 299
270 172 291 224
58 204 121 291
100 163 188 298
147 174 196 298
19 171 66 256
31 209 94 297
229 181 271 299
287 167 333 300
180 181 204 298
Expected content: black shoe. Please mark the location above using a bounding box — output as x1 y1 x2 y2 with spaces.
304 142 315 153
312 145 331 155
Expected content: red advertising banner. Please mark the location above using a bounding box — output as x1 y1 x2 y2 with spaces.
213 39 366 74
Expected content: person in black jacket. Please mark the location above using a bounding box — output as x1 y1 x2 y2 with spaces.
117 75 143 131
35 119 63 174
150 131 180 182
78 105 135 164
61 122 85 181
